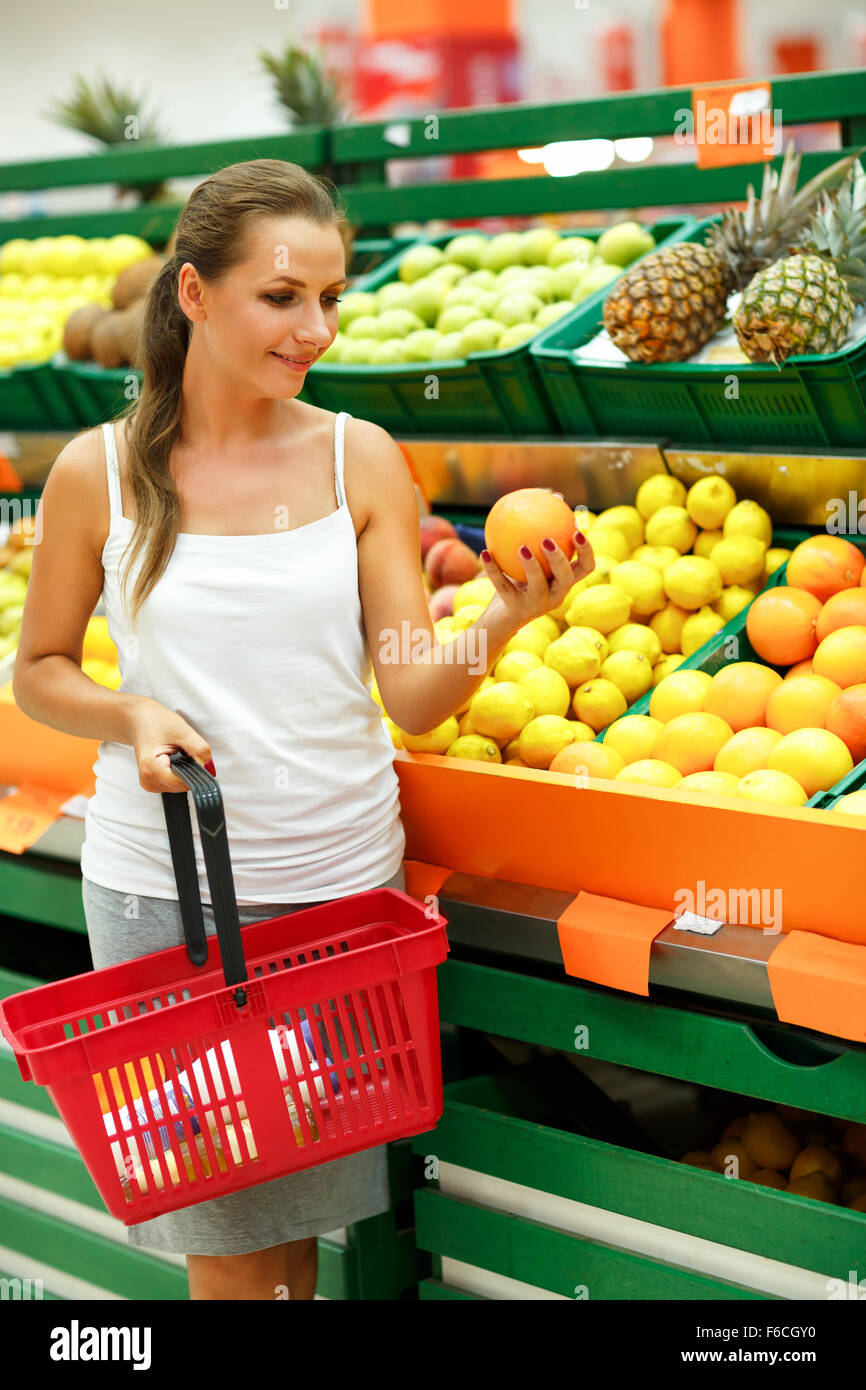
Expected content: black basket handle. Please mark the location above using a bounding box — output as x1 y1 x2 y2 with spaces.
160 750 249 1006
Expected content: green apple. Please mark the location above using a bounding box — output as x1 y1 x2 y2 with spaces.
571 262 622 302
339 291 378 330
534 300 575 328
376 281 415 313
496 322 538 350
520 228 561 265
444 284 498 315
374 308 426 339
547 237 596 268
398 244 447 284
345 313 381 339
402 328 445 362
444 233 488 269
460 268 498 290
317 336 345 364
430 332 465 361
370 338 408 364
480 233 524 272
435 303 482 334
497 264 532 285
457 318 503 355
551 261 594 300
341 337 379 364
492 291 544 327
0 604 24 637
427 263 469 289
597 221 655 267
406 278 447 325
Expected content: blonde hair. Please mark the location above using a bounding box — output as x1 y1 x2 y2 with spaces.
113 158 351 625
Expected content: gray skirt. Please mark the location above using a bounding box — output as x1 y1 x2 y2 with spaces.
80 862 406 1256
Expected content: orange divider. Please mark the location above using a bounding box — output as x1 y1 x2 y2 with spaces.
0 696 101 796
766 931 866 1045
0 784 69 853
557 890 674 996
402 858 452 906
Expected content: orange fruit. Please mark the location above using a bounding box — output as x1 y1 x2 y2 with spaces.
823 684 866 762
735 769 808 806
785 659 813 680
703 662 782 732
648 668 712 722
812 626 866 688
785 535 865 602
767 728 854 798
654 711 735 776
745 587 821 665
550 740 625 779
614 759 683 788
715 726 783 777
765 674 842 734
815 588 866 641
678 770 740 796
485 488 576 583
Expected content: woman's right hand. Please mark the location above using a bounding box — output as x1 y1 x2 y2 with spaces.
130 698 213 793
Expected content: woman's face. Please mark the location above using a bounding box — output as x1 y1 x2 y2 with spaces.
186 216 346 395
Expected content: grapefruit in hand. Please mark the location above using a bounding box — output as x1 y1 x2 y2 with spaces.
485 488 577 582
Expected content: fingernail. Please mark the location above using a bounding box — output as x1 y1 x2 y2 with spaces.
542 537 555 551
519 544 532 559
576 531 586 545
204 759 216 775
481 548 491 562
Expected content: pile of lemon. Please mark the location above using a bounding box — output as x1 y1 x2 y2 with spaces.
376 473 789 772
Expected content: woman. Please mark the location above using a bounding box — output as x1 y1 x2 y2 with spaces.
12 159 594 1300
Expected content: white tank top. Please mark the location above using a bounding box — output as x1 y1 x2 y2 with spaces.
80 411 406 905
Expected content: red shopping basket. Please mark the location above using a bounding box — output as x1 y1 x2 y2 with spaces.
0 752 450 1224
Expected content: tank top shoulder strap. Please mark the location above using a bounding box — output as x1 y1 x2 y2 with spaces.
334 411 350 510
101 420 125 530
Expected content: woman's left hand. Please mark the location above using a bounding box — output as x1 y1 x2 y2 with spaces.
480 496 596 630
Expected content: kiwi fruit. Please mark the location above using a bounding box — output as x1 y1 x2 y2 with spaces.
789 1144 844 1186
750 1169 787 1190
842 1122 866 1168
111 256 165 310
63 303 109 360
120 299 145 367
709 1139 757 1179
786 1171 837 1204
91 311 130 368
741 1111 799 1171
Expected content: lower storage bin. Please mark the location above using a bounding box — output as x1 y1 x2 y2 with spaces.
412 1058 866 1300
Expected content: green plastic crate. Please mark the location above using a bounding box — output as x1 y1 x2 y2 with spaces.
301 220 693 438
532 216 866 447
52 356 140 427
349 237 416 279
0 363 50 429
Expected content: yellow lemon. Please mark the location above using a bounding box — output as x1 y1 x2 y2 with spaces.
536 614 562 641
715 726 783 777
585 524 630 564
544 632 602 686
649 668 713 721
383 716 403 749
763 547 791 580
681 606 726 658
369 677 384 708
596 504 644 550
450 602 486 630
550 583 581 622
569 720 598 743
833 789 866 817
556 741 625 780
502 737 522 759
713 586 755 623
566 583 632 634
635 473 687 520
649 602 690 654
518 714 579 769
653 654 686 683
711 535 767 586
734 769 808 806
572 678 628 731
573 506 597 530
457 710 476 735
452 576 496 612
502 617 555 659
607 623 662 664
447 734 502 762
662 555 723 609
470 682 536 741
495 650 543 682
601 650 653 703
518 665 571 717
565 625 609 662
767 728 854 798
631 543 680 573
434 618 460 640
693 529 723 560
82 659 121 689
401 716 460 753
603 713 663 764
678 770 740 796
609 560 665 618
686 476 737 529
615 759 683 788
505 756 529 767
723 499 773 546
83 615 118 663
644 505 697 554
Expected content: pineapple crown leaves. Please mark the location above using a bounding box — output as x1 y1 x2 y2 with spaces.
258 42 345 126
706 141 863 290
42 72 165 146
798 160 866 305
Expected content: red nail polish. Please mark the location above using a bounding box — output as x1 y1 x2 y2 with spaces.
204 759 216 776
576 531 586 545
481 548 491 562
519 544 532 559
542 537 555 551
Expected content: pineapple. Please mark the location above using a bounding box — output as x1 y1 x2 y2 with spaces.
734 161 866 365
602 144 858 363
